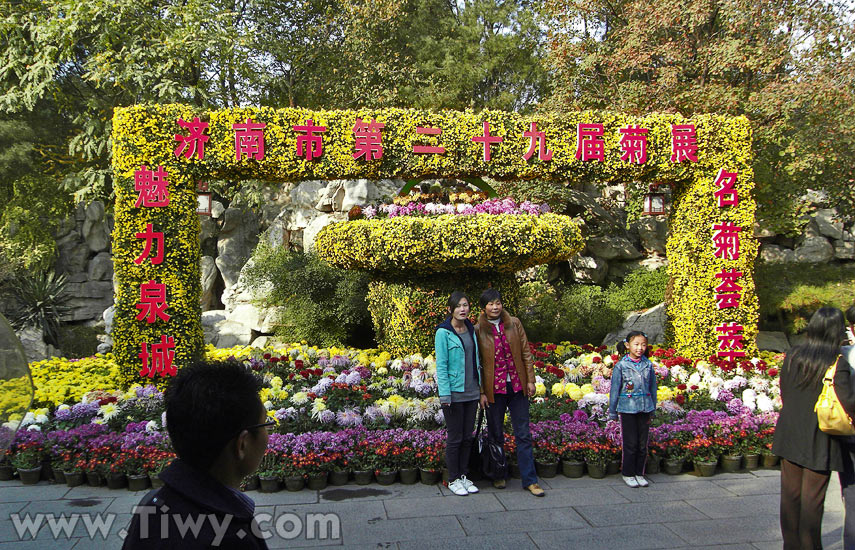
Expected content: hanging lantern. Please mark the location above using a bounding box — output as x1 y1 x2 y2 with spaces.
196 181 212 216
642 183 669 216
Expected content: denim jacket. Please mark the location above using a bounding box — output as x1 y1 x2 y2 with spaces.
608 355 657 419
434 319 481 404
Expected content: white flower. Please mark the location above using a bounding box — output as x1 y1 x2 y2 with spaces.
35 414 48 424
57 404 70 411
756 393 775 412
26 424 41 432
145 420 158 432
688 373 701 386
291 391 309 405
19 412 35 427
99 403 118 420
264 400 273 410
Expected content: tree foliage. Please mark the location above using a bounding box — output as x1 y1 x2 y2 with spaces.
542 0 855 227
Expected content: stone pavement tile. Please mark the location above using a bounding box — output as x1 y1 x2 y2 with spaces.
665 545 756 550
538 475 633 490
685 494 778 519
63 486 149 500
664 514 780 545
575 501 708 527
103 494 150 514
248 488 319 505
384 494 504 519
611 479 736 503
0 538 76 549
20 496 114 515
494 485 628 511
748 469 780 478
321 483 441 502
274 499 387 521
441 477 528 495
530 523 686 550
712 476 780 496
342 515 465 546
457 506 587 535
0 502 26 518
1 484 69 502
399 533 538 550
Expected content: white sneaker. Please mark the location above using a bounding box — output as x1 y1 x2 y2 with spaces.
635 475 649 487
459 475 479 494
448 478 469 496
623 475 639 488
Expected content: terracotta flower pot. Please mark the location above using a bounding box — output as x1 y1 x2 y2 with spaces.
306 472 328 490
284 475 304 492
86 471 104 487
694 460 717 477
586 461 606 479
561 460 584 478
328 470 350 486
743 453 761 470
663 458 685 475
107 473 127 490
375 470 397 486
399 468 418 485
720 454 743 473
762 454 779 468
353 470 373 485
259 476 281 493
419 468 440 485
0 464 13 481
535 460 559 479
18 466 42 485
64 471 85 487
127 474 150 491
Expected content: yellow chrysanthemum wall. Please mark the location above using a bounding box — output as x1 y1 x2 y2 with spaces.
112 105 757 385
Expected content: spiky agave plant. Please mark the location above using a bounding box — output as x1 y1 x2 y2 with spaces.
6 271 72 347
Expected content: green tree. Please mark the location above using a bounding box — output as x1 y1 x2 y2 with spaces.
542 0 855 229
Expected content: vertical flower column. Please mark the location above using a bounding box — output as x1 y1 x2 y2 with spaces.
112 106 204 388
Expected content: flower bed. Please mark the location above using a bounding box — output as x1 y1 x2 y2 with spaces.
1 342 782 487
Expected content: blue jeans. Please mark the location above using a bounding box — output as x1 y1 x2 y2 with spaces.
486 381 538 486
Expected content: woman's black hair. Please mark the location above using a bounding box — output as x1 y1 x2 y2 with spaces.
616 331 649 356
846 305 855 326
790 306 846 388
479 288 503 309
446 291 470 319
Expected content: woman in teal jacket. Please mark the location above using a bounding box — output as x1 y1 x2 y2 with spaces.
435 291 482 496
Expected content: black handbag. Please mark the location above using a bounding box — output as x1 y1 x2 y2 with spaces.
468 407 507 481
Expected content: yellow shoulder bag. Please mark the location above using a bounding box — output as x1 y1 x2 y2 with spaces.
815 357 855 436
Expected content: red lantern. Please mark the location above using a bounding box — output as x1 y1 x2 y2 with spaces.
642 182 671 216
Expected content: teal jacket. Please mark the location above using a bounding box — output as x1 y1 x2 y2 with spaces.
434 318 481 404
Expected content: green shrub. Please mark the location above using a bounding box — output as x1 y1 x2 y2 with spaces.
243 243 373 347
57 324 101 358
755 262 855 332
605 266 668 314
367 273 521 356
5 271 72 346
520 282 625 344
492 179 578 213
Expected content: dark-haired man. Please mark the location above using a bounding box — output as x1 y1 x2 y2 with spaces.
123 361 271 549
475 288 544 497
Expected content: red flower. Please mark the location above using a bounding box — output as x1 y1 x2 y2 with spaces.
690 384 699 391
675 394 686 405
592 356 602 364
677 384 687 390
768 368 779 377
263 353 271 360
270 357 279 363
295 360 304 368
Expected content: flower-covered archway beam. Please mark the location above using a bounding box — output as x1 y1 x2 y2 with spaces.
111 104 757 386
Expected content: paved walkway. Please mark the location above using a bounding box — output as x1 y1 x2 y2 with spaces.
0 468 846 549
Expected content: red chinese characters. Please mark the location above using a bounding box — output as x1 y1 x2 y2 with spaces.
712 223 741 260
294 119 327 160
174 117 209 160
352 118 384 161
134 165 170 207
136 280 170 324
716 323 746 360
713 169 739 207
715 269 743 309
523 122 552 161
413 126 445 154
139 335 176 378
134 224 164 266
471 121 504 161
233 118 267 161
671 124 698 163
575 123 605 162
619 125 648 164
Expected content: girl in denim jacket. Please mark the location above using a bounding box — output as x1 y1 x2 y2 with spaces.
608 331 657 488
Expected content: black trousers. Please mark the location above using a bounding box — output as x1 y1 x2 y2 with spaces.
780 458 830 550
839 438 855 549
620 412 651 476
443 400 478 482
